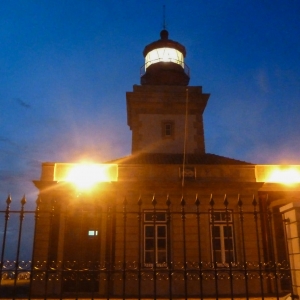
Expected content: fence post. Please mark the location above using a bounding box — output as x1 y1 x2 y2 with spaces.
0 195 12 286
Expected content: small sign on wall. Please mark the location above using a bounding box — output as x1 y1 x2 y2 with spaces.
179 166 196 179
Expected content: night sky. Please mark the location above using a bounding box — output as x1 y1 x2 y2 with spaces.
1 0 300 208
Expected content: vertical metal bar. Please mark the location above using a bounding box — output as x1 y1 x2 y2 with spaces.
106 205 112 300
12 195 26 300
253 195 265 300
75 205 84 300
266 195 280 299
152 195 157 300
210 194 219 300
166 195 172 300
137 196 142 300
122 198 127 300
195 194 203 300
258 193 273 293
91 202 101 300
60 209 66 300
97 205 103 299
0 195 12 287
28 196 41 299
181 196 188 300
43 198 55 300
224 195 234 300
61 204 71 300
237 195 249 300
281 211 293 297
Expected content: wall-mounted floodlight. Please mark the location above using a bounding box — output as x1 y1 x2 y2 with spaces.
255 165 300 185
54 163 118 190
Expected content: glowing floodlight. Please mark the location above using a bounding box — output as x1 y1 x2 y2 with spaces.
54 163 118 190
267 168 300 185
255 165 300 185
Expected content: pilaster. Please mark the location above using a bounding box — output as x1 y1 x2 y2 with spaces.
280 201 300 298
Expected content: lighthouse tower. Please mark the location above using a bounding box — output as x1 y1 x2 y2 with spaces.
126 29 210 155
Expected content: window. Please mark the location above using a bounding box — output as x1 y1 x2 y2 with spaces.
144 211 167 267
210 211 235 263
162 121 174 139
88 230 98 236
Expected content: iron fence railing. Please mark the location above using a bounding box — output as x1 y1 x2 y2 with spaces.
0 193 294 299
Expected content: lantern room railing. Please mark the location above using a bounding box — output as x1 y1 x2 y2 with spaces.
140 59 190 78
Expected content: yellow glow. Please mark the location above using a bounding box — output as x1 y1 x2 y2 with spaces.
267 168 300 185
255 165 300 185
145 47 184 69
54 163 118 190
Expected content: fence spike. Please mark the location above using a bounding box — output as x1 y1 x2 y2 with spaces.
195 194 200 206
180 195 186 207
21 194 27 206
152 194 157 207
209 194 214 207
6 194 12 205
252 195 257 207
237 194 242 207
166 194 171 207
36 195 41 206
137 195 142 206
224 194 229 207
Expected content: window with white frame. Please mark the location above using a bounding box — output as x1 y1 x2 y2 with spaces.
210 210 235 263
144 211 167 267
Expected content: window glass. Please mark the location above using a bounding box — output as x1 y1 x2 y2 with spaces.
145 47 184 69
165 124 172 136
144 211 167 267
210 210 235 263
88 230 98 236
162 121 174 139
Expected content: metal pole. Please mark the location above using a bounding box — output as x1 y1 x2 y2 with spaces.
12 195 26 300
0 195 12 287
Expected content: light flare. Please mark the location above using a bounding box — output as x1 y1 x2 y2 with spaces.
267 168 300 185
54 163 118 190
255 165 300 185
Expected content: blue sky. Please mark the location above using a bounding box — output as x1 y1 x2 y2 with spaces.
0 0 300 209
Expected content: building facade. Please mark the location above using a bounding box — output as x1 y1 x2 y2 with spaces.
31 30 298 298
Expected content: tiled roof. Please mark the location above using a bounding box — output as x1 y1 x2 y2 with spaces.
107 153 252 165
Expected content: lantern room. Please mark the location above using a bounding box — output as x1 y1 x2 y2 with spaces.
140 29 190 86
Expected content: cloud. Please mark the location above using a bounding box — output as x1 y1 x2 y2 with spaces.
14 98 31 109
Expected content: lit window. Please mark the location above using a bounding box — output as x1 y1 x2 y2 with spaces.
88 230 98 236
144 211 167 267
210 211 235 263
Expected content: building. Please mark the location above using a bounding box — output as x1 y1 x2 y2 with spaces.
31 29 300 298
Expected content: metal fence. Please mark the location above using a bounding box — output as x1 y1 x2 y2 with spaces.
0 194 294 299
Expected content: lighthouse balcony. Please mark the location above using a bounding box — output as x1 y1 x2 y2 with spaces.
140 60 190 86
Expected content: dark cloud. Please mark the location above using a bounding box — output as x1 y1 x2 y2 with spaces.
14 98 31 109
